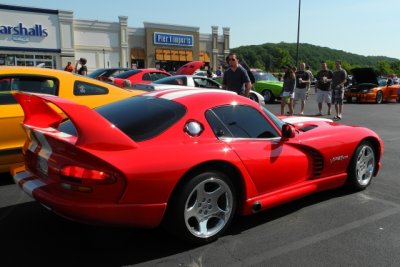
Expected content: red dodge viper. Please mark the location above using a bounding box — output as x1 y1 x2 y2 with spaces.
13 89 383 244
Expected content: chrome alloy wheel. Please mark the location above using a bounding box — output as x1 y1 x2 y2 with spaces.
355 145 375 186
184 177 233 238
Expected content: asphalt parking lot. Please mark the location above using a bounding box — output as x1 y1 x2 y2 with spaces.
1 91 400 267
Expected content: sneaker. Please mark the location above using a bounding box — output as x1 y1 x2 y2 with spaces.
327 111 331 115
315 112 323 116
333 116 338 120
337 115 342 120
299 112 304 115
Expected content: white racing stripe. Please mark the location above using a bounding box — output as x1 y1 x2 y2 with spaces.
22 179 46 198
159 89 234 100
13 171 33 184
283 116 333 124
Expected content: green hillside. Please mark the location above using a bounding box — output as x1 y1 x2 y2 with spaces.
231 42 400 75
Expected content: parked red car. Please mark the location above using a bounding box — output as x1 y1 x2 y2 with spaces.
112 69 170 87
88 68 131 82
13 89 383 244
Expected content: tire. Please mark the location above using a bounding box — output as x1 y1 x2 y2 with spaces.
376 91 383 104
346 141 376 191
262 90 273 103
249 92 259 103
164 171 236 245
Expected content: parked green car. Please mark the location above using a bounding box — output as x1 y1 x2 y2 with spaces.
252 72 283 103
213 71 283 103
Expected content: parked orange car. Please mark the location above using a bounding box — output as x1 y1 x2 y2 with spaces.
345 68 400 104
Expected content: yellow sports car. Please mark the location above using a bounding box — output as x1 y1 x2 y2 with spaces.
0 66 144 173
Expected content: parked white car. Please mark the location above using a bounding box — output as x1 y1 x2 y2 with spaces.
133 75 265 105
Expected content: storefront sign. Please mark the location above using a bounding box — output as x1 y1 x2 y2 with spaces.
154 32 193 47
0 22 48 42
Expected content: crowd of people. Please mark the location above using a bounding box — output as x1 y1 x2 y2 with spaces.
65 53 350 120
220 52 348 120
279 60 347 120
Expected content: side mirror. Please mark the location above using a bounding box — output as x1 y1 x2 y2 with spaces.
281 124 296 139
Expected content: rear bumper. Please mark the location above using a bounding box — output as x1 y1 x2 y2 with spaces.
345 92 375 103
13 171 166 228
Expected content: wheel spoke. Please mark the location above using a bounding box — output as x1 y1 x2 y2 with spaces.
183 175 234 239
198 219 209 235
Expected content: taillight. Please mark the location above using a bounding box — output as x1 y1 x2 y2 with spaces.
60 165 116 185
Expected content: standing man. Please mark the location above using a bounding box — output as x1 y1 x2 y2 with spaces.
331 60 347 120
75 58 88 76
222 53 252 97
293 62 310 115
315 61 333 116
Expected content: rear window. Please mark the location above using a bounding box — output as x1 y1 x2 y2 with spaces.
0 76 58 105
73 81 108 95
114 69 141 79
59 96 186 142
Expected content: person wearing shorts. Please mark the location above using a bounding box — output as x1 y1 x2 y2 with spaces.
293 63 310 115
280 65 296 115
331 60 347 120
315 61 333 116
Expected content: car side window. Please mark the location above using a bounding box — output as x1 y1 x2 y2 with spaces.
142 73 152 81
0 76 58 105
206 105 279 138
74 81 109 95
151 72 170 81
194 78 207 88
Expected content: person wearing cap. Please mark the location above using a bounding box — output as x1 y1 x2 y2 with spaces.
280 64 296 116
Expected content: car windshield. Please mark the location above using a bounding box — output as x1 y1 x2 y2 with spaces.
154 76 186 85
88 69 107 78
261 105 284 130
254 72 279 82
59 96 187 142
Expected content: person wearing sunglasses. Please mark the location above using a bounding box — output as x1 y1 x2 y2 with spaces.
222 53 252 97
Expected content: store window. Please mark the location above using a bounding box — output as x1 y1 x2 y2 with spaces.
0 54 55 68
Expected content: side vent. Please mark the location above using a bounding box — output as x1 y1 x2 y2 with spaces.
302 147 324 178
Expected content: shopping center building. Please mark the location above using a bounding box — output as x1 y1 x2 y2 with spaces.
0 4 230 72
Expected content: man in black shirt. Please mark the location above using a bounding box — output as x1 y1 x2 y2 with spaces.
293 62 310 115
315 61 333 115
222 53 251 97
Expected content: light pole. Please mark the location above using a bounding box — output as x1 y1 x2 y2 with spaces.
102 49 105 68
295 0 301 67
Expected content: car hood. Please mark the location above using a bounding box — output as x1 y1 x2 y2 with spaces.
280 116 334 132
351 68 379 85
175 61 205 75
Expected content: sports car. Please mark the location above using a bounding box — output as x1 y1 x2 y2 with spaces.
345 68 400 104
112 69 171 87
0 66 144 173
133 74 265 104
13 89 383 244
252 71 284 103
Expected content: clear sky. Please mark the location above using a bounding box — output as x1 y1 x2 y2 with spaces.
2 0 400 60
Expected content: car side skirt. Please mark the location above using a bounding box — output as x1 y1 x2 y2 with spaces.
241 173 347 215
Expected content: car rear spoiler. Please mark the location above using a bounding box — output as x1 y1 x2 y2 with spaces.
13 92 138 150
